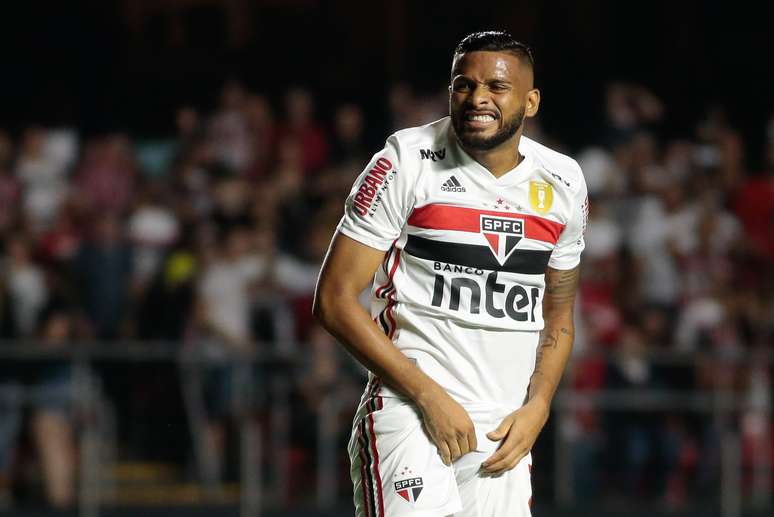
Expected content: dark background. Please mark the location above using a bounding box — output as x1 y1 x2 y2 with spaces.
2 0 772 162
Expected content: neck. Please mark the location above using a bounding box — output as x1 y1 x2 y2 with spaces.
461 132 524 178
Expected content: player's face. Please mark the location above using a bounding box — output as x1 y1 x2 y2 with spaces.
449 51 538 152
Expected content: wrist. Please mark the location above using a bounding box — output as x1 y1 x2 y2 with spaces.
411 378 444 410
527 394 551 416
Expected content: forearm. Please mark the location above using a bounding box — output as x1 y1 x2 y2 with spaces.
527 311 574 409
315 233 447 407
526 266 580 410
315 294 441 404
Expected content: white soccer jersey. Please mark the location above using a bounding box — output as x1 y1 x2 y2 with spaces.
338 117 587 409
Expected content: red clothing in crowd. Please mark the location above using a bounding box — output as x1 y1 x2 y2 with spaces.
734 176 774 259
277 124 329 174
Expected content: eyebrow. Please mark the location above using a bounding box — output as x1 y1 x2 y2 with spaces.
451 76 514 86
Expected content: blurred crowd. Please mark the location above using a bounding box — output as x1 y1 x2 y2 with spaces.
566 84 773 507
0 80 771 509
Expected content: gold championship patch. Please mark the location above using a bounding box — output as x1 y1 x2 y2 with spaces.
529 181 553 214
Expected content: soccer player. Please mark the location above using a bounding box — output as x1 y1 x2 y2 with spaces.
314 30 587 516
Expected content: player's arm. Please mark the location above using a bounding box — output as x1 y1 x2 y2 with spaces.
481 265 580 473
526 265 580 409
313 232 477 464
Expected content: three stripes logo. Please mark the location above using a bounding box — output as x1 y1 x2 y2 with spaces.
441 175 466 193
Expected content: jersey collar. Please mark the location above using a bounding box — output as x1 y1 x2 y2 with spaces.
447 125 534 187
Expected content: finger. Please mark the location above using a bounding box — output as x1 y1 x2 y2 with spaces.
489 447 528 474
437 441 451 466
486 417 513 441
482 444 509 468
458 435 470 456
482 430 520 467
448 438 462 462
512 449 529 470
468 429 478 451
484 446 524 473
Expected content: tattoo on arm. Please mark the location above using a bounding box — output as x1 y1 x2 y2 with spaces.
528 269 580 399
540 330 558 350
533 329 558 378
544 266 581 308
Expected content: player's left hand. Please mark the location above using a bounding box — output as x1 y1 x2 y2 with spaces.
481 398 549 474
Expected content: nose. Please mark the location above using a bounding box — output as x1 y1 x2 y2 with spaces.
469 83 492 108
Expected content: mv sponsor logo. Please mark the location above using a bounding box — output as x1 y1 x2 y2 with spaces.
441 175 466 192
419 148 446 161
480 215 524 265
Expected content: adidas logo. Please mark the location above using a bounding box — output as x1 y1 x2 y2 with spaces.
441 176 466 193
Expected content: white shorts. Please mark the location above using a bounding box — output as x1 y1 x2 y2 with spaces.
348 385 533 517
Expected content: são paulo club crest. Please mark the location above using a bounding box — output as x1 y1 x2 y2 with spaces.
394 468 423 505
480 214 524 265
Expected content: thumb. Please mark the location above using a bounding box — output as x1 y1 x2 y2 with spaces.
487 419 511 441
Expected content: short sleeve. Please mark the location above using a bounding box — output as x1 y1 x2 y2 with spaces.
336 135 414 251
548 172 588 270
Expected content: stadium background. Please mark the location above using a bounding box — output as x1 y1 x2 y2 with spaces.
0 0 772 516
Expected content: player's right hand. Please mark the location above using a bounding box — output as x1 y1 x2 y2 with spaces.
415 384 477 466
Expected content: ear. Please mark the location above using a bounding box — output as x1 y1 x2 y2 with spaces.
525 88 541 118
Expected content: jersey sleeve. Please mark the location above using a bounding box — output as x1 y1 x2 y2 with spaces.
548 171 588 270
336 135 414 251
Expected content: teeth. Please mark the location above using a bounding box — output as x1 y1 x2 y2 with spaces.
467 114 495 122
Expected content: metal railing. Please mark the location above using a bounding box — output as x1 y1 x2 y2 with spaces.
0 343 770 517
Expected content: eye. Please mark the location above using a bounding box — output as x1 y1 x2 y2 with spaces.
452 80 472 93
489 82 510 92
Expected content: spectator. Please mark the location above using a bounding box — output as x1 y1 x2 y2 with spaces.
733 114 774 261
75 134 137 217
208 80 251 174
127 180 180 288
329 103 367 167
604 325 679 501
3 236 48 337
74 215 134 339
28 305 78 508
176 105 203 149
0 133 20 235
15 127 74 231
243 94 277 180
35 200 83 270
0 299 77 509
192 225 264 481
278 87 329 174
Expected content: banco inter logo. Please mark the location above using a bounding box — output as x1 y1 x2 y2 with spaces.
441 175 466 192
481 215 524 265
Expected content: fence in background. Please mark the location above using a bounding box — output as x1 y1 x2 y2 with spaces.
0 343 770 517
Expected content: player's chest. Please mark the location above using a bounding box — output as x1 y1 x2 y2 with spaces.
411 165 571 228
405 167 570 270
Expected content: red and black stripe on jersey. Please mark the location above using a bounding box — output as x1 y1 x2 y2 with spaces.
404 203 565 274
374 244 401 337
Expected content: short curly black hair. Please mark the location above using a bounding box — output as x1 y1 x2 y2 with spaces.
454 30 534 68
